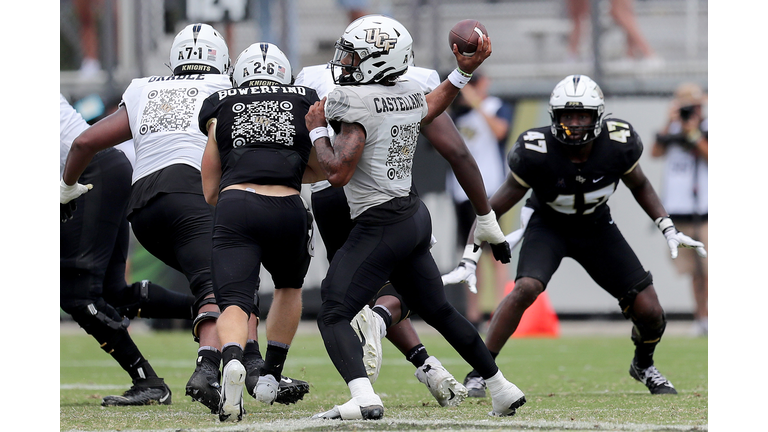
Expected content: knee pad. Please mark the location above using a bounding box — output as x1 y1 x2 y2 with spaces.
192 311 221 343
631 313 667 346
64 298 130 352
318 301 353 328
617 272 653 319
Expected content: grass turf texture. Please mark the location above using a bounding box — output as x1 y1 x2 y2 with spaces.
61 324 707 431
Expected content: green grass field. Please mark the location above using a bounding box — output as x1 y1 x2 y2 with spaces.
60 322 707 431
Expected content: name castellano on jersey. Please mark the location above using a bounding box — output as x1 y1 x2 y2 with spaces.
372 91 425 114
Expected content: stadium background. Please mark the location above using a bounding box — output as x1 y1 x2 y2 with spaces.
59 0 708 322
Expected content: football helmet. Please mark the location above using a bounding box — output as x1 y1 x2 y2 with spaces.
548 75 605 145
330 14 413 85
169 23 230 75
232 43 292 87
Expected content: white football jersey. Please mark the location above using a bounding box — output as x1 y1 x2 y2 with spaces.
324 80 428 219
294 64 440 193
120 73 231 184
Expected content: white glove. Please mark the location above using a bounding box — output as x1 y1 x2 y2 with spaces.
655 216 707 259
473 210 506 246
60 179 93 204
504 206 534 250
441 245 482 293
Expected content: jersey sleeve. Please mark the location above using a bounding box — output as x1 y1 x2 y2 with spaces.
613 119 643 174
324 87 369 134
197 93 220 136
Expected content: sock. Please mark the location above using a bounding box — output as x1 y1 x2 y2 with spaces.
406 344 430 368
371 305 392 333
129 358 159 382
197 346 222 367
221 343 243 367
244 340 262 360
261 340 289 380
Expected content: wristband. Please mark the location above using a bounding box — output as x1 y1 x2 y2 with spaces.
462 244 482 264
309 126 329 144
448 68 472 89
654 216 675 235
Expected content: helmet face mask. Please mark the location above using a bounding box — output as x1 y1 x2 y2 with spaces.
232 42 292 86
170 23 230 75
330 15 413 86
548 75 605 146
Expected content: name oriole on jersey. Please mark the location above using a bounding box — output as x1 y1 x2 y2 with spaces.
148 74 207 83
373 92 425 114
216 86 307 100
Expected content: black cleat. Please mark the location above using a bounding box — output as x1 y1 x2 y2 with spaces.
275 375 310 405
243 355 264 398
102 377 172 406
629 361 678 394
185 355 222 413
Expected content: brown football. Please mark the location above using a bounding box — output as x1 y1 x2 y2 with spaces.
448 19 488 57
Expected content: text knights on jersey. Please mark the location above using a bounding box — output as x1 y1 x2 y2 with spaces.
372 92 425 114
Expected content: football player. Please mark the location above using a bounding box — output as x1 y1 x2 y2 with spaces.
60 94 196 406
446 74 706 396
305 14 526 419
198 42 322 422
295 57 472 407
61 24 307 414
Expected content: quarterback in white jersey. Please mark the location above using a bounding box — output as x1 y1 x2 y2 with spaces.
61 23 235 413
305 14 524 420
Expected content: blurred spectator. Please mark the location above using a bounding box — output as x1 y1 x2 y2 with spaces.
446 72 512 328
567 0 663 69
337 0 369 23
74 0 103 78
651 82 708 337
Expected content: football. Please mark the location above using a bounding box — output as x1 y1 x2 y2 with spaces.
448 19 488 57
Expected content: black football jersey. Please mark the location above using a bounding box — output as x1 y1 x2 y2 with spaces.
198 82 320 192
508 118 642 224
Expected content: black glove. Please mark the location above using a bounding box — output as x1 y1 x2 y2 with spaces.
489 241 512 264
61 201 76 223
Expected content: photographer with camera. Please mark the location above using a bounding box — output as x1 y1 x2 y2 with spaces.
652 82 708 336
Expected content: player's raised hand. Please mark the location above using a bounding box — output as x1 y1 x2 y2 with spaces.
453 34 491 75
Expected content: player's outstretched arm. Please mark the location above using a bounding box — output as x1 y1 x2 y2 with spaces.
423 35 492 125
622 164 707 258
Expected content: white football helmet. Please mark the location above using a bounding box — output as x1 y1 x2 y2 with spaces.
548 75 606 145
169 23 230 75
330 14 413 85
232 42 292 87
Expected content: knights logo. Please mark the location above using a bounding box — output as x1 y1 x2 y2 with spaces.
575 175 586 184
364 28 397 53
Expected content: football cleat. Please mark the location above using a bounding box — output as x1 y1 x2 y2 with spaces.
243 354 264 399
488 380 526 417
629 361 678 394
101 377 172 406
414 356 468 407
350 305 384 383
463 371 487 398
311 394 384 420
254 374 279 405
185 355 221 413
276 375 310 405
218 360 246 422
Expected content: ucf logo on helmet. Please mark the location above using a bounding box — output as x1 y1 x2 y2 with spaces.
364 28 397 53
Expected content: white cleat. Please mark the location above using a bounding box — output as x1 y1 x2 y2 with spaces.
351 305 384 383
218 360 245 422
488 379 526 417
414 356 468 407
311 394 384 420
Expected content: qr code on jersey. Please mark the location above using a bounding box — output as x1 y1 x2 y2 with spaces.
139 88 198 134
231 100 296 147
385 122 420 180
